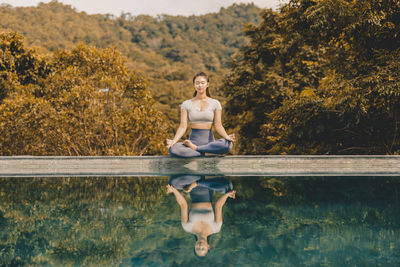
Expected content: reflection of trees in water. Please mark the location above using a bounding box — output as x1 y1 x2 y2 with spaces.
223 176 400 266
0 177 167 266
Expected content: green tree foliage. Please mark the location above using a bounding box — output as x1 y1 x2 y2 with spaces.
120 4 262 70
0 32 168 155
222 0 400 154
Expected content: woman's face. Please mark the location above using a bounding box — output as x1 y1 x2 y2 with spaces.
194 76 208 94
195 239 210 257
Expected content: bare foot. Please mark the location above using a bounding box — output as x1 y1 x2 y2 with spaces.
183 181 198 193
183 140 197 150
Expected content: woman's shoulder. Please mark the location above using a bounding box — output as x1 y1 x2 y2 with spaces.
181 220 193 233
180 99 192 109
208 97 221 103
209 98 222 109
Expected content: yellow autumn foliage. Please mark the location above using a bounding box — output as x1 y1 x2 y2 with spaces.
0 32 169 155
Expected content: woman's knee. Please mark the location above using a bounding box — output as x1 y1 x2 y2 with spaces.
222 139 233 153
168 143 181 156
169 143 201 157
168 146 176 156
168 175 183 188
227 140 233 152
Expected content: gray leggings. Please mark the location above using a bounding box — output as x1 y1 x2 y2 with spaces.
169 175 233 203
168 129 233 157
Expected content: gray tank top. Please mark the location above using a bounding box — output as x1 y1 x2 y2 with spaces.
181 98 222 124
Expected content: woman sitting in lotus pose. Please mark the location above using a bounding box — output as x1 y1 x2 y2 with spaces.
166 72 235 157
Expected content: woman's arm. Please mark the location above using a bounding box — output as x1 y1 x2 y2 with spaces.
167 109 188 148
213 110 236 142
214 190 236 222
167 184 188 222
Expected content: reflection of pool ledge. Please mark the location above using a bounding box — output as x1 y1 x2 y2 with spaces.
0 155 400 177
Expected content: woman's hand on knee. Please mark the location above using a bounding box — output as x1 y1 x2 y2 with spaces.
225 133 236 142
166 139 176 148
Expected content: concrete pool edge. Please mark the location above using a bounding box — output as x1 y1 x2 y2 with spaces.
1 155 400 177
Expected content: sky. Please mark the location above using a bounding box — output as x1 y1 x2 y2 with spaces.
1 0 289 16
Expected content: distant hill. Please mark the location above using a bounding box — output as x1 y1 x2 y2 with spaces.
0 0 263 126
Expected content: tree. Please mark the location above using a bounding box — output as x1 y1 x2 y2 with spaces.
0 32 49 103
0 32 169 155
222 0 400 154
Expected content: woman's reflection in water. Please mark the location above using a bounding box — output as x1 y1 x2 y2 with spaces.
167 175 236 257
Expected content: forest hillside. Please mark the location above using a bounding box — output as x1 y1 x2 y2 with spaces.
0 1 263 125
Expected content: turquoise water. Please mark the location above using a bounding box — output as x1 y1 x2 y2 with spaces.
0 176 399 266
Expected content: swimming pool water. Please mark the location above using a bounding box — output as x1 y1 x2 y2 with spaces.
0 176 399 266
